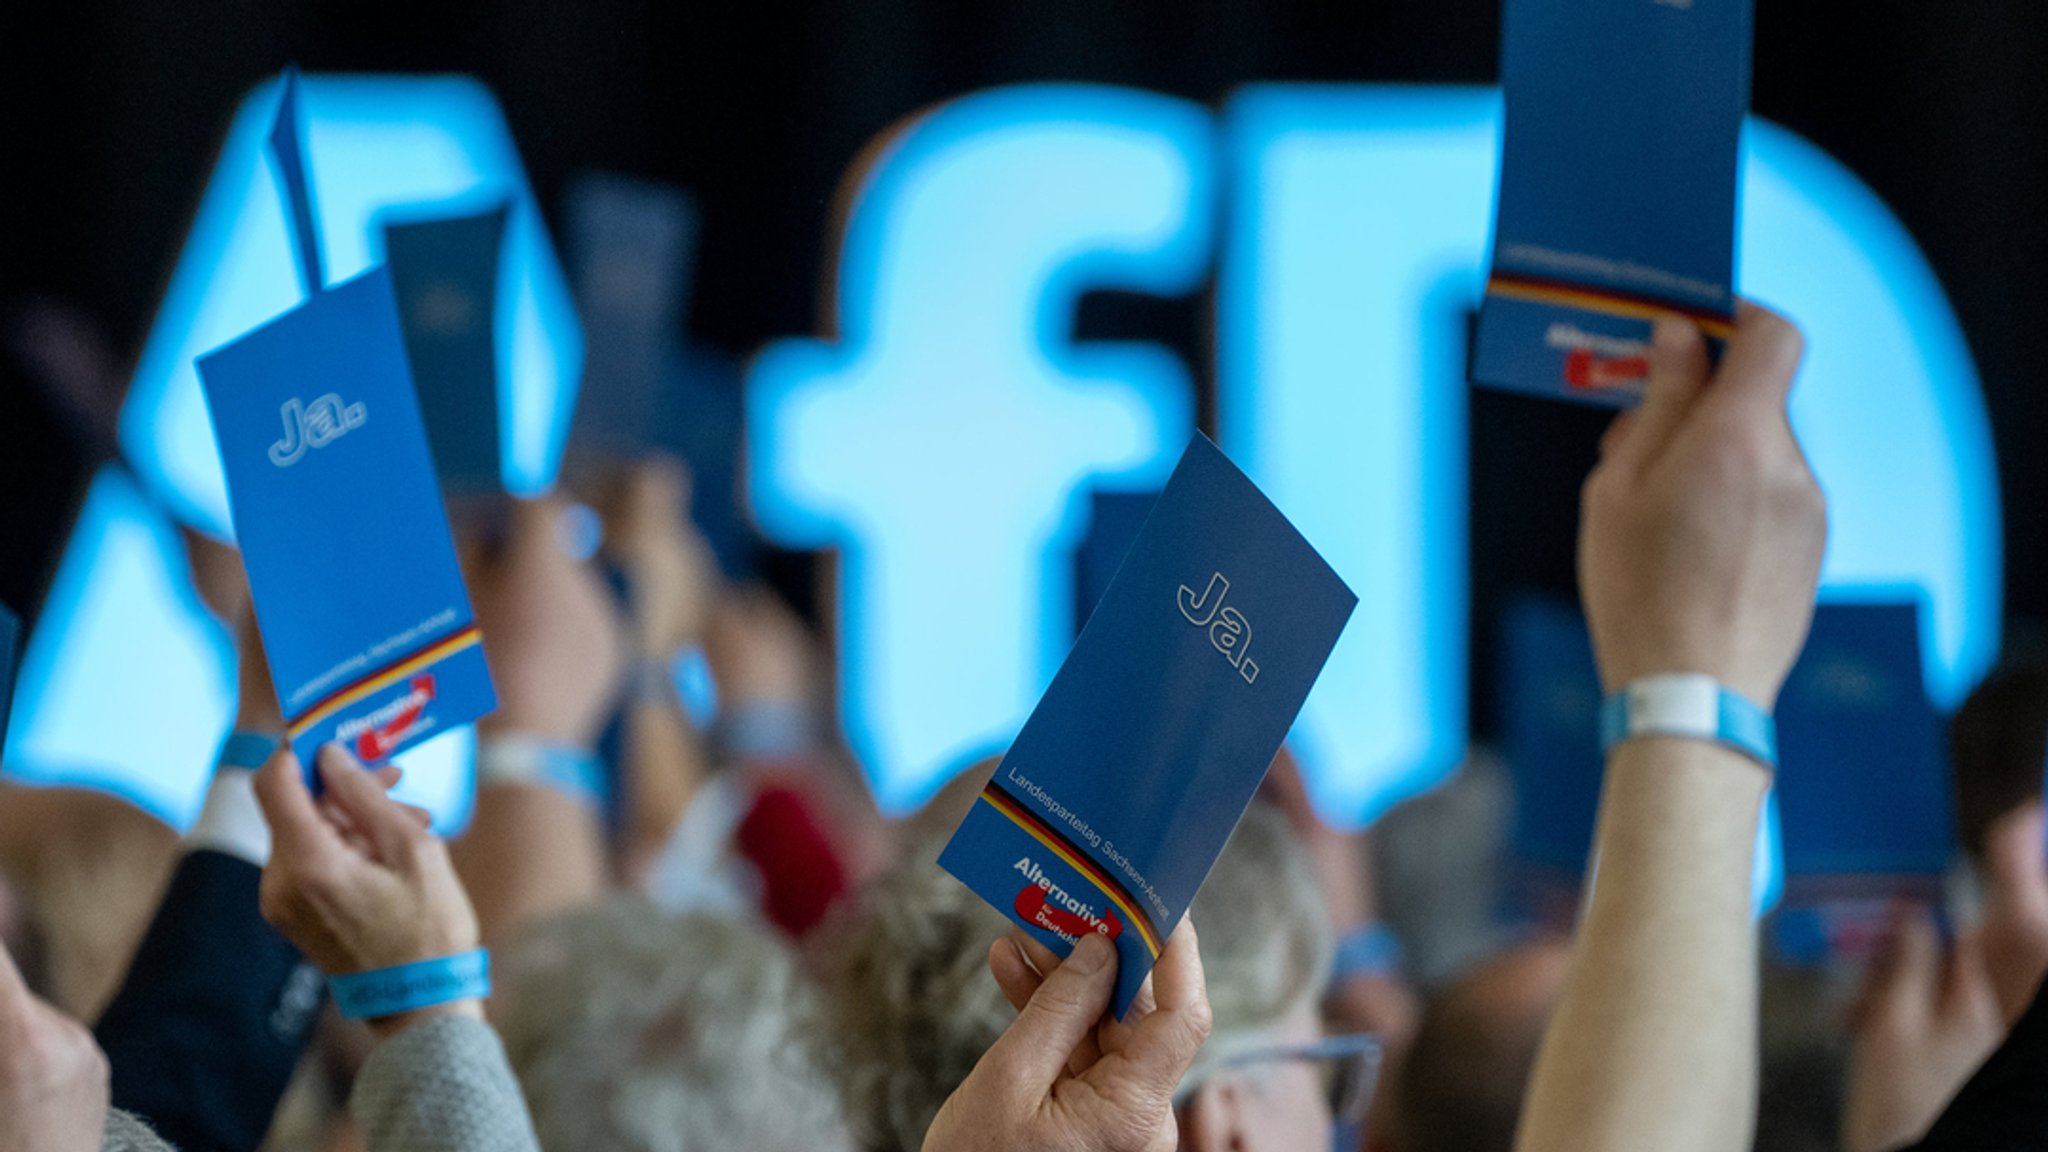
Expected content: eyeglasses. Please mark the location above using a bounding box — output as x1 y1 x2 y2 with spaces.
1207 1031 1384 1127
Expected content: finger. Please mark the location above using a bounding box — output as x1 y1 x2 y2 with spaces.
1596 410 1639 459
1698 301 1805 418
253 747 341 862
1005 930 1107 1070
978 932 1118 1092
1601 316 1710 474
1982 802 2048 915
991 937 1044 1014
1014 930 1064 978
1944 927 2000 1022
1878 908 1941 1032
315 745 428 865
368 764 403 791
1119 918 1212 1094
0 934 31 1015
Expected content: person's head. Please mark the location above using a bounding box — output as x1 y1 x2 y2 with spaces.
494 896 848 1152
814 799 1332 1152
1950 655 2048 864
1375 938 1572 1152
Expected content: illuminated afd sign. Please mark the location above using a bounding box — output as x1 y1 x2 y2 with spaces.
750 83 2000 825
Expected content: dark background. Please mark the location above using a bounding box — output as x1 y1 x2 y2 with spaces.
1 0 2042 730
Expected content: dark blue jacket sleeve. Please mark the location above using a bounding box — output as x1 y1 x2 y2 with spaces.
94 849 325 1152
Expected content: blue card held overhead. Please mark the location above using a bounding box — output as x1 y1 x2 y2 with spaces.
0 601 20 753
1472 0 1752 405
938 434 1356 1017
565 173 698 464
197 70 495 772
383 201 511 495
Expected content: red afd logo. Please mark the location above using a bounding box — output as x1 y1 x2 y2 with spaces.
351 675 438 762
1014 884 1124 941
1563 347 1650 392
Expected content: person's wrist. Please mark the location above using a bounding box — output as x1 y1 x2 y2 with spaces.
1599 673 1778 774
363 996 484 1041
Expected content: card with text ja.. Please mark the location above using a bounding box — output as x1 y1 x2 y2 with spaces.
939 434 1355 1017
197 70 494 773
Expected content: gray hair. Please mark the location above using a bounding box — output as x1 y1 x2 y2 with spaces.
494 895 849 1152
812 801 1331 1152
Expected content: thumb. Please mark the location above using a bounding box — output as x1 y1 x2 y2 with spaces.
979 933 1118 1094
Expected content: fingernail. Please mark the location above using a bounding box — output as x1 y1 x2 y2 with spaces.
1069 933 1112 974
1652 316 1691 351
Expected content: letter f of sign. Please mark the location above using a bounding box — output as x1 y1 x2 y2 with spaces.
745 87 1213 813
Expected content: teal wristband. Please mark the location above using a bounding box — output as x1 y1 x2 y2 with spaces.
1599 674 1777 771
329 949 491 1020
219 731 282 770
1331 923 1403 982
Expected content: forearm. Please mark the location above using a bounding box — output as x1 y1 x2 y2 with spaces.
1515 738 1766 1152
449 783 607 950
621 696 708 883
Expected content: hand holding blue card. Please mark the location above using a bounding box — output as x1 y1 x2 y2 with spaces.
197 70 496 772
1472 0 1751 405
939 435 1355 1017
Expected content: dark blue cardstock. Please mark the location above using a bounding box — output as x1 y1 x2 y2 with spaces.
197 72 494 773
566 173 698 462
939 434 1355 1016
384 201 511 495
1472 0 1752 405
1502 596 1952 907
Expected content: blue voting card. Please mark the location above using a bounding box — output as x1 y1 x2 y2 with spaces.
1472 0 1751 406
197 70 494 774
1498 595 1606 892
383 201 511 496
565 173 698 465
939 434 1356 1017
198 267 496 770
0 601 20 753
1773 600 1954 896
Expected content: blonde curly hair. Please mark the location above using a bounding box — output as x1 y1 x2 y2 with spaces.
811 800 1331 1152
495 896 849 1152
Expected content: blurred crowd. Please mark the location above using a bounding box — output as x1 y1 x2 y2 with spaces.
1 306 2046 1152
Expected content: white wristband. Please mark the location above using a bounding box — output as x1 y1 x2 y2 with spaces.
1599 674 1776 771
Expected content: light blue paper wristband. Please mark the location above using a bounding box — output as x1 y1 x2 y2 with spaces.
329 949 492 1021
219 731 283 770
1599 674 1777 771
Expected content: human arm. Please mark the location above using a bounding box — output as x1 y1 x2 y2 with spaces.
253 745 540 1152
448 497 621 948
923 923 1213 1152
1512 307 1826 1152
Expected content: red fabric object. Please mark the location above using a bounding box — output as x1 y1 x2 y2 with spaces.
734 783 850 937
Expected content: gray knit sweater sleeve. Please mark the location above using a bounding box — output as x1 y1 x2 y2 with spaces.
349 1014 542 1152
102 1110 178 1152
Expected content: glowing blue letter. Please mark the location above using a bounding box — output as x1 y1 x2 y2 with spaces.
1218 87 1997 829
